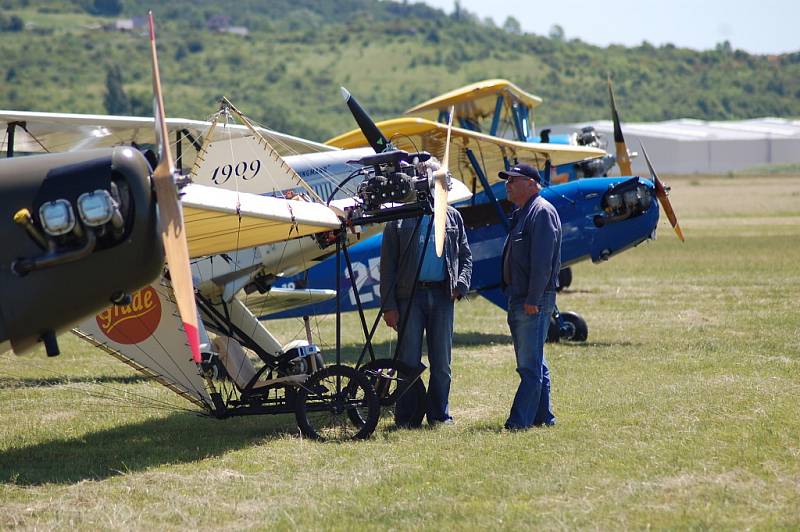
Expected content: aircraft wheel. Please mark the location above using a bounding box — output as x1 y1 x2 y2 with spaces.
359 359 426 428
556 267 573 292
294 364 379 441
559 311 588 342
547 317 560 343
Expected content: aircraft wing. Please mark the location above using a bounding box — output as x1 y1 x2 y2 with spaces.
181 183 340 258
242 287 337 317
0 110 336 160
405 79 543 122
326 117 606 187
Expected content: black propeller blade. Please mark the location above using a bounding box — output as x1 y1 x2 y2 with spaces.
340 87 392 153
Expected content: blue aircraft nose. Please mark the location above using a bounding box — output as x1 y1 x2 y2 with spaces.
584 177 659 262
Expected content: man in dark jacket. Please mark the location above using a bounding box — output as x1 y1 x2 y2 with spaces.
499 163 561 430
380 205 471 426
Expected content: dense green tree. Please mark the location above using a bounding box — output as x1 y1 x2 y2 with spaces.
0 0 796 141
90 0 122 16
103 64 129 115
503 16 521 35
549 24 565 41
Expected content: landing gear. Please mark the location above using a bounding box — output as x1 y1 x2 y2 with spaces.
556 267 572 292
359 358 427 428
294 364 380 441
547 308 588 343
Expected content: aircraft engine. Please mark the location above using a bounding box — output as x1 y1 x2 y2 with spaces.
349 149 434 220
593 177 654 228
0 147 164 355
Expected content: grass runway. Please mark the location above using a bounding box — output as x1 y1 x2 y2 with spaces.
0 175 798 529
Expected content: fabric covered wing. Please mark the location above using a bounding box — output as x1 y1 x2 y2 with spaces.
181 183 341 258
326 117 605 186
405 79 544 121
73 279 212 409
0 110 335 158
242 287 337 317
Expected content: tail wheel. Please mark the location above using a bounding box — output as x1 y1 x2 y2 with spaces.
556 267 573 292
294 365 379 441
359 359 426 428
559 311 588 342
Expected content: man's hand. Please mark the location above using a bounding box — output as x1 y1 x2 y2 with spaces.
451 288 463 301
524 304 539 315
384 309 399 330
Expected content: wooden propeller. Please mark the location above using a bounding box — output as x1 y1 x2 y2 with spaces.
640 142 685 242
432 106 454 257
608 76 632 176
148 12 202 362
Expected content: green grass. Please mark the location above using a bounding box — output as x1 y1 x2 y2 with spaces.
1 175 799 528
735 162 800 176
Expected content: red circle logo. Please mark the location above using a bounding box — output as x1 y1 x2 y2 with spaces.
95 286 162 344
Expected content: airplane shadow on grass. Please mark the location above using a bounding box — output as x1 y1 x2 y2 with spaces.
0 410 298 486
331 331 513 364
0 374 151 389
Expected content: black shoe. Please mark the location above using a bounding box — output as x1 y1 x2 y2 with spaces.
428 417 454 427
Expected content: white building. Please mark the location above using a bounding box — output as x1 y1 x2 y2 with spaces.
548 118 800 174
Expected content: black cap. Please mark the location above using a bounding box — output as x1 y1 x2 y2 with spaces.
498 163 541 184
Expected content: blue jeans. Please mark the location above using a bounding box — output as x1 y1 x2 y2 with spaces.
506 291 556 429
394 284 454 424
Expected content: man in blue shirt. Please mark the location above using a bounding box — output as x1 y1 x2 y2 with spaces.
499 164 561 430
380 206 471 426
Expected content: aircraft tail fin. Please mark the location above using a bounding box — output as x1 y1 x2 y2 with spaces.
189 99 324 201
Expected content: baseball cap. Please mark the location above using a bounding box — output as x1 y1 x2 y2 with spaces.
498 163 541 183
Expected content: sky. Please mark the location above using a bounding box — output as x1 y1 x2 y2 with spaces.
419 0 799 55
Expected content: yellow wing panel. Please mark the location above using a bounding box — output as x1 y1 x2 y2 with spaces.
181 184 340 258
327 117 604 188
405 79 544 121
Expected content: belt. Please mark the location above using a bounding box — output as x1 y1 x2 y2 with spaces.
417 280 446 288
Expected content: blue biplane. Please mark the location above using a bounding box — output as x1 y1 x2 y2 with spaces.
263 80 683 342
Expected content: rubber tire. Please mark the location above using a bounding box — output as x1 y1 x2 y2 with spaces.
359 359 426 428
556 267 573 292
294 365 379 441
559 311 588 342
547 316 560 343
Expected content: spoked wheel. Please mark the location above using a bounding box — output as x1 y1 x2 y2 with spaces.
558 311 588 342
358 359 426 428
294 364 379 441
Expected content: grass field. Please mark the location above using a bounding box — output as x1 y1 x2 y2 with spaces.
1 175 798 529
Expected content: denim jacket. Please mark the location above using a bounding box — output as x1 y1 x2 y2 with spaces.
380 207 472 311
501 195 562 306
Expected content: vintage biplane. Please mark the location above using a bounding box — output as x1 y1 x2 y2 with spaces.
265 79 684 344
405 78 619 184
403 78 639 291
0 15 473 439
0 89 607 441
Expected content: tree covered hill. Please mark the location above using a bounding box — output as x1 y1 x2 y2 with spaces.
1 0 798 142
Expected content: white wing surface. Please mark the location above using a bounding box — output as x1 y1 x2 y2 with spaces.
0 110 335 159
74 280 212 409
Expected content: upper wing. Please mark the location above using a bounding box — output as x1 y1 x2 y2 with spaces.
405 79 544 122
181 184 340 258
326 117 605 187
0 110 336 161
